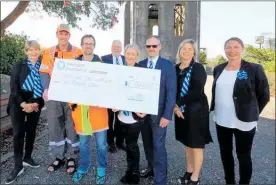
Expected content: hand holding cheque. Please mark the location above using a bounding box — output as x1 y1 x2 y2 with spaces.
48 59 161 115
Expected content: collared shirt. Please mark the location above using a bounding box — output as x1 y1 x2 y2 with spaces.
147 56 159 69
112 55 123 65
214 69 257 131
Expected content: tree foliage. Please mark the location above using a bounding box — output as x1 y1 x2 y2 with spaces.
242 45 275 72
0 32 28 75
1 1 123 35
199 51 207 64
213 55 227 65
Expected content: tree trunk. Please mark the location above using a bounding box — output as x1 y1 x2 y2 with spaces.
0 1 30 36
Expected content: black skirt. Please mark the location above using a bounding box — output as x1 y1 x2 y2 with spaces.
174 103 213 148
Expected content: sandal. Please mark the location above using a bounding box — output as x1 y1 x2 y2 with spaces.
179 172 192 184
47 158 65 172
72 168 88 182
66 158 76 175
96 175 106 184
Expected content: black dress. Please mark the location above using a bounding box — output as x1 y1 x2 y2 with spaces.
174 61 212 148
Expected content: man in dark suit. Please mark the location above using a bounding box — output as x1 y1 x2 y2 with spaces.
101 40 126 153
139 36 177 184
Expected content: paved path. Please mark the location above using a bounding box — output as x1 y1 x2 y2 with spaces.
0 76 275 184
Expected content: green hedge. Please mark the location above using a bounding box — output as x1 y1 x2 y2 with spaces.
0 32 28 75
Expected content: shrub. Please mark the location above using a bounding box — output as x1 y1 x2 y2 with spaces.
0 32 28 75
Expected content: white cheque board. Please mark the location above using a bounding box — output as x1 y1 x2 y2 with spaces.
48 59 161 115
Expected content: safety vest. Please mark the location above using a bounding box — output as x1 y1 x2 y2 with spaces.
39 44 83 76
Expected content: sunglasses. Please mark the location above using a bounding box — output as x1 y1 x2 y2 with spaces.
146 45 158 48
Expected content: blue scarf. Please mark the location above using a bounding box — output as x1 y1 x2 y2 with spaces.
180 64 193 112
22 59 43 98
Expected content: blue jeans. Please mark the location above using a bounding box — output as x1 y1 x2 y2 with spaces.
79 130 107 171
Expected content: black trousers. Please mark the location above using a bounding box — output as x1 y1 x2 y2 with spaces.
120 120 141 172
140 116 154 171
216 124 256 184
107 109 124 146
10 104 41 169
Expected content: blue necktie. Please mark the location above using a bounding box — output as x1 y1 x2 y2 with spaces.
123 111 129 116
148 60 153 69
180 66 193 112
115 56 120 65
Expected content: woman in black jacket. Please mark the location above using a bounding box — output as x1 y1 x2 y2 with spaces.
210 37 270 184
174 39 212 185
5 40 45 184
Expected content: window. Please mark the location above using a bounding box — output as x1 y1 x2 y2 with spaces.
174 4 185 36
152 25 159 36
148 4 159 36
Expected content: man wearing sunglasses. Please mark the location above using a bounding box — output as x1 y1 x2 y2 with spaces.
138 36 177 184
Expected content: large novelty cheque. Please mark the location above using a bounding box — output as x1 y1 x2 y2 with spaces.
48 59 161 115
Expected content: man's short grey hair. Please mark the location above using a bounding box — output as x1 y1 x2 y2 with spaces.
124 44 140 56
175 39 198 64
224 37 244 49
146 35 161 45
112 40 122 46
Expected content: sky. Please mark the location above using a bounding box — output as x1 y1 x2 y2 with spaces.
1 1 275 59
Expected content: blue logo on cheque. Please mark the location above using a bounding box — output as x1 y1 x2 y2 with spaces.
57 61 66 70
125 81 128 86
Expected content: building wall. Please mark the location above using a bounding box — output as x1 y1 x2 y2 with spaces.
124 1 201 62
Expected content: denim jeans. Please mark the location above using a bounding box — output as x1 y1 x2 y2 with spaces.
79 130 107 171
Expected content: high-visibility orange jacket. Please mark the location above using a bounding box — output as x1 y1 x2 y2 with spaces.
70 54 108 135
70 104 109 135
40 43 83 76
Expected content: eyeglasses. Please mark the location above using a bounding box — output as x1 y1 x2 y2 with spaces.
83 43 95 46
146 45 158 48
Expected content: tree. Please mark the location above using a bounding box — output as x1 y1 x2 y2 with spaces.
242 45 275 64
199 51 207 64
212 55 227 65
0 32 28 75
0 1 123 36
266 37 275 50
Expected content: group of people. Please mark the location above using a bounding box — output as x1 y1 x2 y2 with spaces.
5 23 270 185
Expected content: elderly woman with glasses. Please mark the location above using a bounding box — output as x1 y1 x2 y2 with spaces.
112 44 147 184
174 39 212 185
210 37 270 184
5 40 45 184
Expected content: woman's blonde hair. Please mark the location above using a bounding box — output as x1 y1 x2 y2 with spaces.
24 40 41 53
175 39 198 64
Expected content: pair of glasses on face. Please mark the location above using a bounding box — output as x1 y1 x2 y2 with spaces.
146 45 158 48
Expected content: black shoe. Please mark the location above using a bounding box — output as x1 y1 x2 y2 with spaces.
140 168 154 178
108 144 117 153
178 172 192 184
116 143 127 151
187 179 199 185
120 170 140 184
23 158 40 168
5 167 24 184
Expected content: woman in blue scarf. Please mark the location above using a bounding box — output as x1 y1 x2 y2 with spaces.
5 40 45 184
174 39 212 185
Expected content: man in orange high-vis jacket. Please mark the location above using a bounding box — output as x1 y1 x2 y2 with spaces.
70 35 108 184
39 24 82 175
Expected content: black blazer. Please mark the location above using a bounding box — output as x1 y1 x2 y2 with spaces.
210 60 270 122
7 59 45 114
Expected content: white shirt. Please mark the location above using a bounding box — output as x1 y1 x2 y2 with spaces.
147 56 159 69
214 69 257 131
118 111 137 124
112 55 123 65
